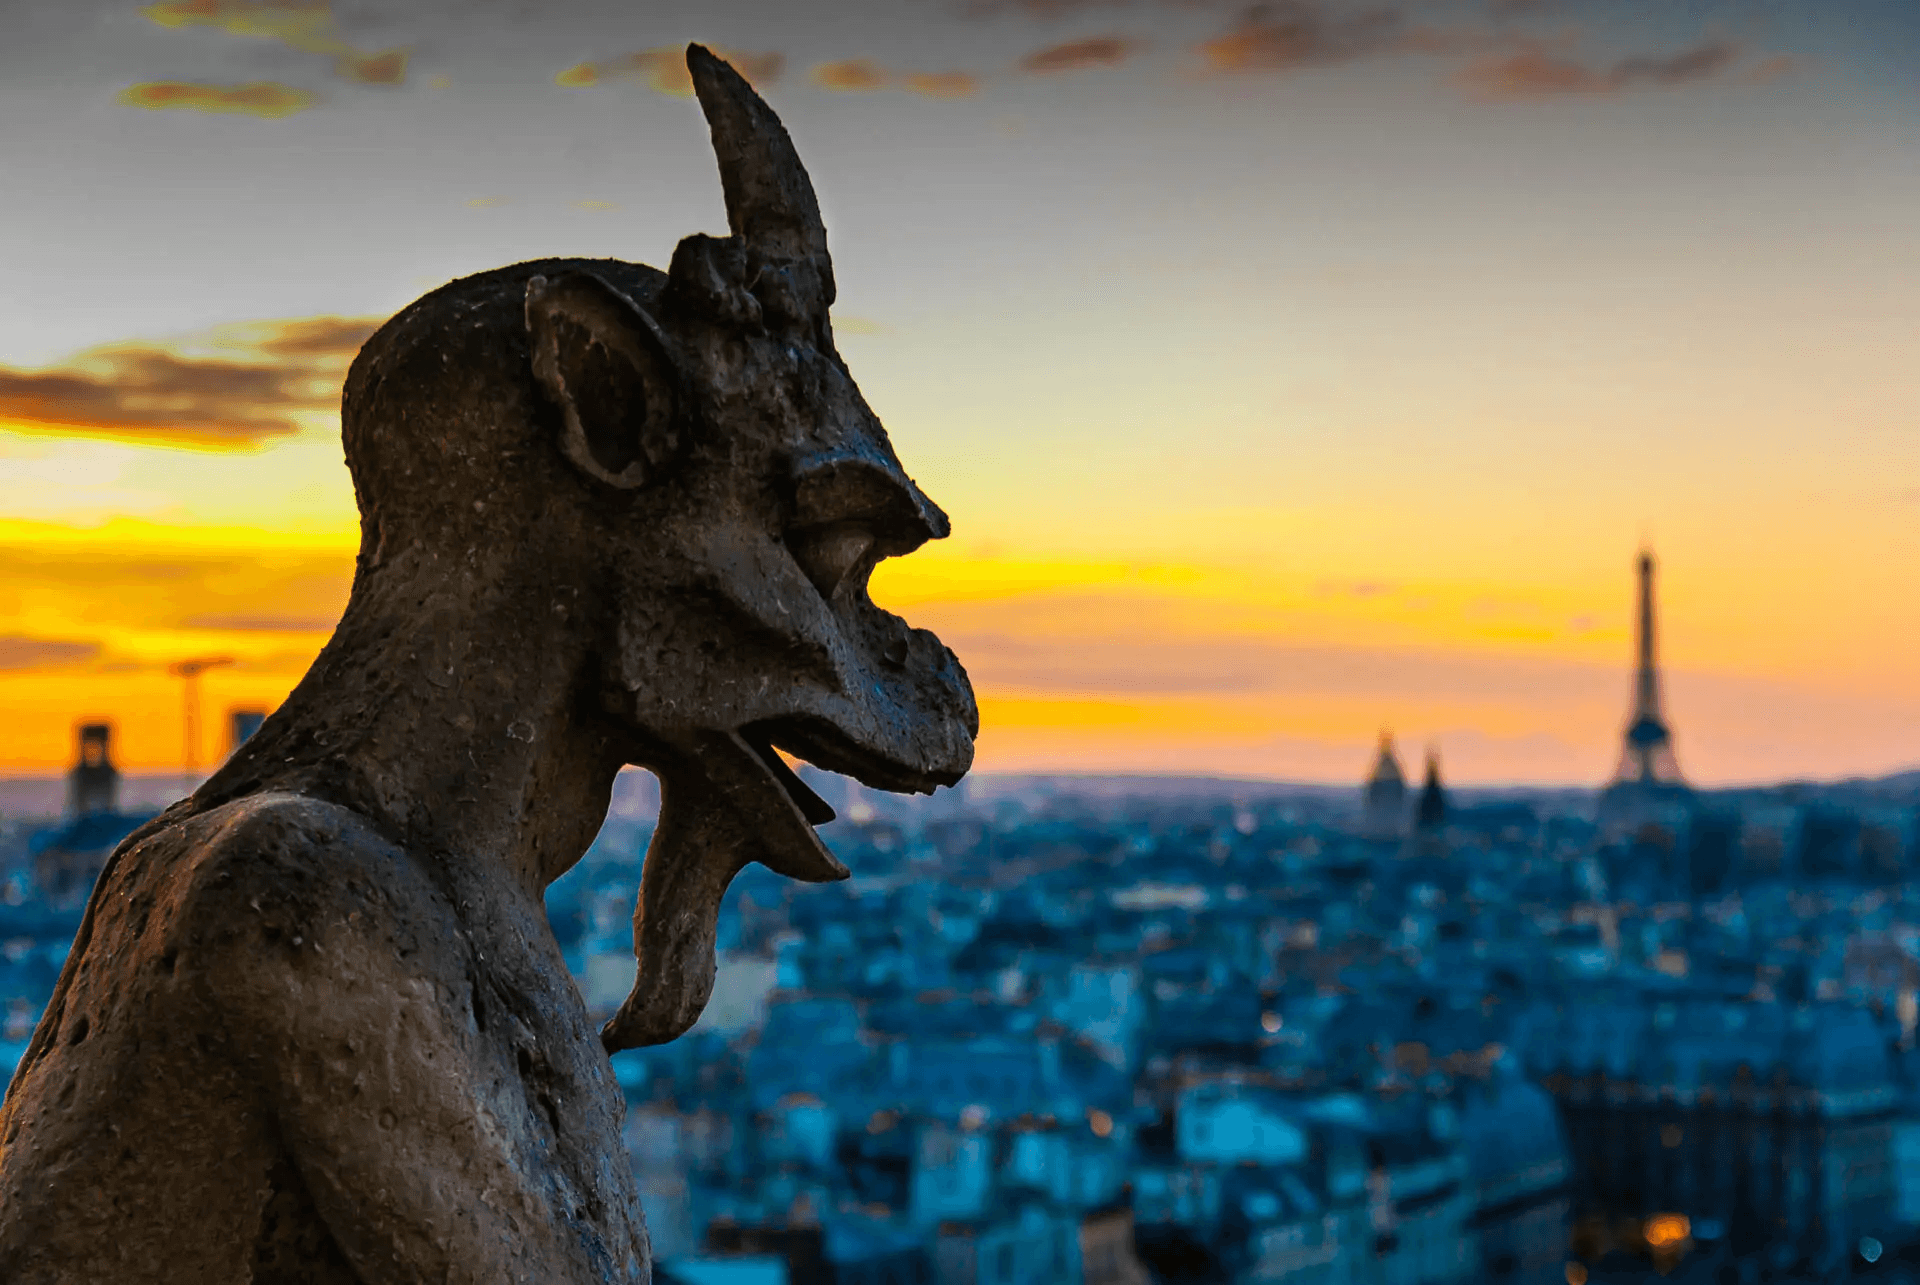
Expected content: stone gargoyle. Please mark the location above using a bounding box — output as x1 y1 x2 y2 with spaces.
0 45 976 1283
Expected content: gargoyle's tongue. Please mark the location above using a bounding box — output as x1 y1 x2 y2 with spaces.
601 728 848 1053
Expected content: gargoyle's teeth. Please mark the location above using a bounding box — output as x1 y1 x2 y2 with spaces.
742 729 837 826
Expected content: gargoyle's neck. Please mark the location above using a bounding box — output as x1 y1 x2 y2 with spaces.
201 554 631 899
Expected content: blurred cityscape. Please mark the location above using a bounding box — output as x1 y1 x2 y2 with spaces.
4 554 1920 1285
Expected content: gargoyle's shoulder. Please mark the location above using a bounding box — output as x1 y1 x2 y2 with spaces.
160 791 452 950
185 788 387 854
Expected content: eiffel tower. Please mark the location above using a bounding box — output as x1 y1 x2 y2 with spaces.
1599 548 1692 829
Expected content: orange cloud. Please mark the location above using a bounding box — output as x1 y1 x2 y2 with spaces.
142 0 335 50
1460 39 1741 99
141 0 409 88
906 71 980 99
1463 47 1605 96
249 316 380 357
564 48 972 101
0 316 379 448
336 48 408 85
813 59 889 91
1019 36 1143 74
1197 2 1406 75
809 60 983 98
118 81 317 118
557 47 784 97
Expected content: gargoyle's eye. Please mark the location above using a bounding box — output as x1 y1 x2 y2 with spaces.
789 524 874 602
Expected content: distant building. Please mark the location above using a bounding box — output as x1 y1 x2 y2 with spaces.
1598 550 1693 835
67 722 118 817
1175 1083 1307 1167
33 723 148 906
1458 1071 1570 1283
1076 1206 1150 1285
1529 997 1899 1275
1362 734 1410 841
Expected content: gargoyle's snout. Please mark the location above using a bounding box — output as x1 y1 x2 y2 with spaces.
791 451 949 554
782 451 975 786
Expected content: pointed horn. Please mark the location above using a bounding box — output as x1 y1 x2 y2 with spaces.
686 44 832 296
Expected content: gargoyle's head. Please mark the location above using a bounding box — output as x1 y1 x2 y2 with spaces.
338 46 975 1050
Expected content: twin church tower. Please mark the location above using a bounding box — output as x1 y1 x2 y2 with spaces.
1362 548 1688 835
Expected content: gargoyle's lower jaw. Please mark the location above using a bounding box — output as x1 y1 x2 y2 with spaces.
600 650 974 1053
751 712 970 797
602 712 975 1053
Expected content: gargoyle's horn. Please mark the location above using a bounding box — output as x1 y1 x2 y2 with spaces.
686 43 833 307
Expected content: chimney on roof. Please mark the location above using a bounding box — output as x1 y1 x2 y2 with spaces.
68 722 120 817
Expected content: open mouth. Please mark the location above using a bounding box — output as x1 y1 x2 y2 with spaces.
739 724 837 826
745 714 966 801
602 696 972 1054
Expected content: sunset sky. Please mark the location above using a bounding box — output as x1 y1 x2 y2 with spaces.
2 0 1917 784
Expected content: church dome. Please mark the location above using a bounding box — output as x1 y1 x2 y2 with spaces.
1362 733 1409 840
1366 733 1406 790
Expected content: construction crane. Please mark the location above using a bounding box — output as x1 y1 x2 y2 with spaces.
168 655 234 788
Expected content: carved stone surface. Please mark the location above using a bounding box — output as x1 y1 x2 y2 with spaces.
0 46 976 1283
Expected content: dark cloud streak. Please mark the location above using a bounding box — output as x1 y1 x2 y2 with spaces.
0 316 379 448
0 636 102 672
1461 37 1742 98
1197 1 1408 74
962 0 1134 18
1020 35 1145 73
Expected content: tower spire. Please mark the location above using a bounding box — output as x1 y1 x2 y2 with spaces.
1634 548 1659 725
1602 548 1688 826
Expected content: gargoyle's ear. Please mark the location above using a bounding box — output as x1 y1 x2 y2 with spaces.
525 272 683 490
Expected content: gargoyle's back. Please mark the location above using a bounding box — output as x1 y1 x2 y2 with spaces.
0 795 366 1280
